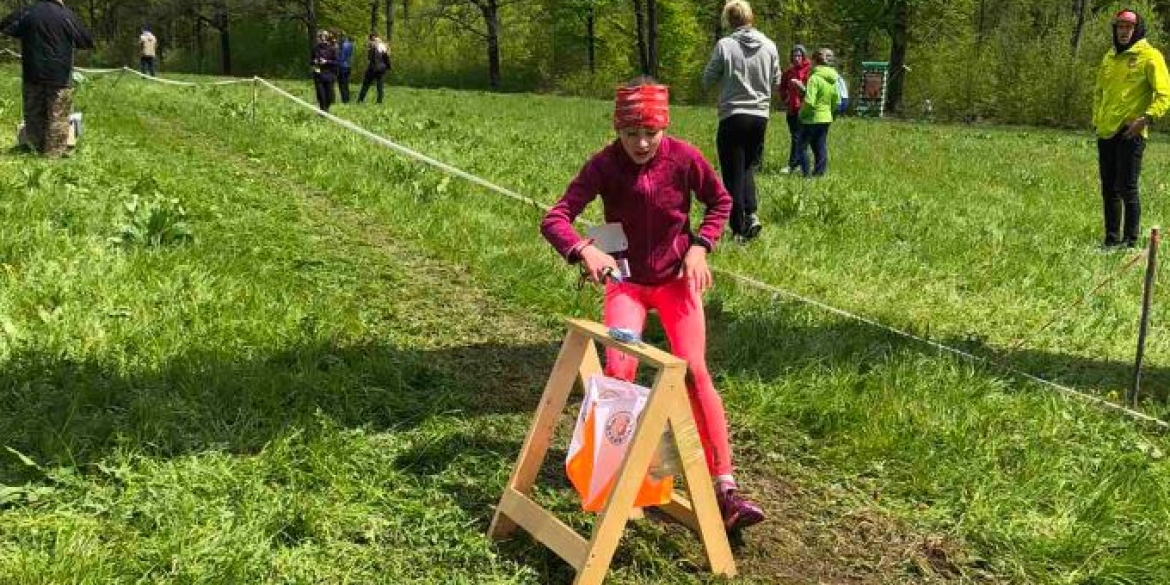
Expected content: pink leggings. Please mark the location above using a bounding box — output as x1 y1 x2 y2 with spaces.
603 278 733 476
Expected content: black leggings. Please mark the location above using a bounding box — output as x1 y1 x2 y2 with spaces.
314 74 335 111
338 68 351 103
1098 132 1145 246
716 114 768 236
359 70 386 104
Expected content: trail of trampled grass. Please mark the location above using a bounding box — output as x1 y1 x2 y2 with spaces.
2 70 1170 583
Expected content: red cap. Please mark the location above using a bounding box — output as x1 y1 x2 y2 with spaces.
613 84 670 130
1114 10 1138 24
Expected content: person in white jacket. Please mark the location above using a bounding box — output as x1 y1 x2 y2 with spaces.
701 0 779 241
138 27 157 76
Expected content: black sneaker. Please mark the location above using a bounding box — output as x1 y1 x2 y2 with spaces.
745 214 763 240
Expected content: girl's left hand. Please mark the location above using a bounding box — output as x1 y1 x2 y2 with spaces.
680 245 713 293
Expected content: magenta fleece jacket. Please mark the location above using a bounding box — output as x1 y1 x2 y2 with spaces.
541 136 732 285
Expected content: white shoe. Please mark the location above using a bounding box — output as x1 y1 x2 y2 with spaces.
779 166 792 174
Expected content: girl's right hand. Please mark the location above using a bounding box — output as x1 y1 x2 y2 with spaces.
579 244 619 283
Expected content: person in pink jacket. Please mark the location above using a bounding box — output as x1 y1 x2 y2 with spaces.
777 45 811 173
541 78 765 532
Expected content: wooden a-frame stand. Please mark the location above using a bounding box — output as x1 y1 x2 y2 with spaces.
488 319 735 584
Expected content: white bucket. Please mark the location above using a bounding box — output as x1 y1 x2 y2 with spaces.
69 112 82 138
15 112 83 148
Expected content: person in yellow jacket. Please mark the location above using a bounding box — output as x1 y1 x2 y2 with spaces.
1093 9 1170 248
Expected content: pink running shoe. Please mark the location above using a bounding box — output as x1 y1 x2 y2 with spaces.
717 489 765 531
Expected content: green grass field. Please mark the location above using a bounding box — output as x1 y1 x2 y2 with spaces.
1 66 1169 583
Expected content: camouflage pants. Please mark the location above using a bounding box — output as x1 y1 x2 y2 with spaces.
23 83 74 157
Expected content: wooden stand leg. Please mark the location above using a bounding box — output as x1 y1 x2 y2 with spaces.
575 366 678 584
667 391 735 575
489 330 590 538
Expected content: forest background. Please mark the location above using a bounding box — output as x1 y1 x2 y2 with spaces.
2 0 1170 127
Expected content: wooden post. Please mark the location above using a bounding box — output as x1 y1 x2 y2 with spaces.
1130 227 1160 407
488 319 735 584
250 76 259 123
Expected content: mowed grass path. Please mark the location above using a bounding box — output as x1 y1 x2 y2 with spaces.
0 68 1168 583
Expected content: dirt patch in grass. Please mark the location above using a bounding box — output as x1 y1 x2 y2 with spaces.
724 473 995 584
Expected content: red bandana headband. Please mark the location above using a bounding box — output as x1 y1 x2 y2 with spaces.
1114 10 1138 24
613 84 670 130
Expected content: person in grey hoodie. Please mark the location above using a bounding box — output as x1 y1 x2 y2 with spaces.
701 0 779 241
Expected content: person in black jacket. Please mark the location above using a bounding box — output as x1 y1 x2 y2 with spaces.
1 0 94 157
310 29 338 112
357 33 390 105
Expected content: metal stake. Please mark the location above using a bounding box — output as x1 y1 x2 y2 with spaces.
1130 226 1160 407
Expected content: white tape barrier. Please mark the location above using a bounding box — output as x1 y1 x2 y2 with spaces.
0 51 246 83
26 63 1169 430
255 78 545 209
75 66 123 75
718 271 1170 430
4 40 1164 429
251 77 1169 430
120 66 252 87
2 47 117 73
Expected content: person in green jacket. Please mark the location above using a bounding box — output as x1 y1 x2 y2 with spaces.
791 48 840 176
1093 9 1170 248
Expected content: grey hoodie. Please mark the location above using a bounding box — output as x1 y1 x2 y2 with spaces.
702 26 780 120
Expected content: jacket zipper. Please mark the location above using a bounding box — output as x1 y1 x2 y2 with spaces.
640 161 652 278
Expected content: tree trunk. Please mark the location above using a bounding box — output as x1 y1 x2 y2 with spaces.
386 0 396 42
975 0 988 47
885 0 909 114
195 15 206 74
632 0 649 75
369 1 378 34
586 6 595 74
480 0 501 90
216 2 231 75
103 4 117 44
713 0 722 40
305 0 318 63
1071 0 1087 55
646 0 658 77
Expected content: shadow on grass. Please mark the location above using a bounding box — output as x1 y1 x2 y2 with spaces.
4 145 35 156
960 341 1170 406
388 402 707 583
0 339 559 482
390 429 585 584
704 295 1170 415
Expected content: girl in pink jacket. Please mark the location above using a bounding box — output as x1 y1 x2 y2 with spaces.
541 79 765 531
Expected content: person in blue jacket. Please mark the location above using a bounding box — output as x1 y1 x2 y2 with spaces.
337 31 354 104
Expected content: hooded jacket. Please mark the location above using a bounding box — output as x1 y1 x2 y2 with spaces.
338 38 354 69
541 137 731 286
311 42 338 79
366 41 390 74
701 26 780 120
779 50 811 115
1 0 94 88
798 65 840 124
1094 14 1170 139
